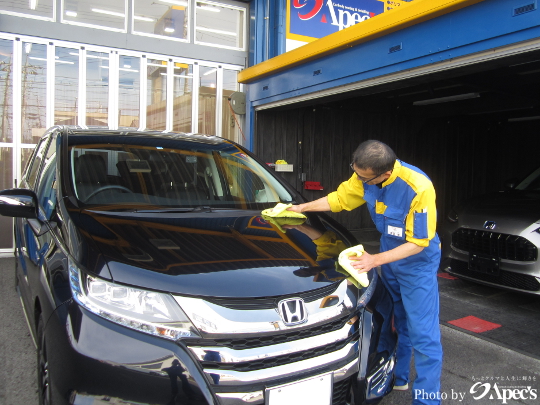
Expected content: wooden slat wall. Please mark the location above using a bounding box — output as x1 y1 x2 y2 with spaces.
255 106 539 232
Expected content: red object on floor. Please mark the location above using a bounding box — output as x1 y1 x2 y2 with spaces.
438 272 458 280
448 316 502 333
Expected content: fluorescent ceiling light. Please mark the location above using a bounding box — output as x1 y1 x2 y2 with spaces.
468 106 532 116
119 67 139 72
29 0 37 11
29 57 47 61
134 15 155 22
203 68 217 76
508 116 540 122
159 0 188 6
518 69 540 75
164 27 175 33
55 59 75 64
123 64 131 68
197 6 220 12
91 8 125 18
65 10 77 17
196 26 236 36
413 92 480 106
148 63 166 67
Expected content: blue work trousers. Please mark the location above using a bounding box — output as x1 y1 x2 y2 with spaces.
380 257 443 405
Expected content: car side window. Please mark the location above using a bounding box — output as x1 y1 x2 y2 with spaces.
25 137 50 190
35 138 57 221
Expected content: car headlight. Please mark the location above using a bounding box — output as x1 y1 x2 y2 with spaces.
68 258 200 340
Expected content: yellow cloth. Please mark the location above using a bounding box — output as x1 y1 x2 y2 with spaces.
337 245 369 287
261 203 307 233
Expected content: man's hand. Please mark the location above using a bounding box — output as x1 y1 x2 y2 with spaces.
286 197 331 213
348 242 425 273
287 204 304 213
349 251 377 273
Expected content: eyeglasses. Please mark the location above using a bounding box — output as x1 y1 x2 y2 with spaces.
350 163 383 183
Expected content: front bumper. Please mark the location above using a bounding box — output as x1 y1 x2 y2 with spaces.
46 303 376 405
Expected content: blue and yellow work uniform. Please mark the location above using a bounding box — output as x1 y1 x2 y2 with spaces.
327 160 443 405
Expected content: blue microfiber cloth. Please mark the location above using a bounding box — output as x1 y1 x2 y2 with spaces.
261 203 307 233
337 245 370 288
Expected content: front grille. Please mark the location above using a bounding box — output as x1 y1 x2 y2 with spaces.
195 313 355 350
333 378 351 405
205 282 341 310
201 332 358 372
448 259 540 292
452 228 537 261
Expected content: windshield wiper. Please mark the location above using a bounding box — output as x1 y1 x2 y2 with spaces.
134 206 213 213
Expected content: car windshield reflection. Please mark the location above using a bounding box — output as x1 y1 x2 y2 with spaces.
69 135 293 209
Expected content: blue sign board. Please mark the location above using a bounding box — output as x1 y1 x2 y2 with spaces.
287 0 386 43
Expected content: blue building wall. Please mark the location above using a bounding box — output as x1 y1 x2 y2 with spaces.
244 0 540 149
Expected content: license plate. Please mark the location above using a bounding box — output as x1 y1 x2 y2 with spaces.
469 253 500 276
266 373 332 405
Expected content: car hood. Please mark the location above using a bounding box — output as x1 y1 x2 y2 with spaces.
74 209 350 298
458 191 540 232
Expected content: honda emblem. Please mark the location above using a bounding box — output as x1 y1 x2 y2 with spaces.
483 221 496 230
277 298 308 326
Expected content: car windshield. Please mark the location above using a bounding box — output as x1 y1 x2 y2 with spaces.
516 167 540 191
68 134 294 209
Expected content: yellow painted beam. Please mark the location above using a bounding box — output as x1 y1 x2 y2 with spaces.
238 0 485 84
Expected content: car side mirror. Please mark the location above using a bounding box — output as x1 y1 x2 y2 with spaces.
0 189 38 218
503 178 519 191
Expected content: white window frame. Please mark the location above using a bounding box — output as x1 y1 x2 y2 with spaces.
60 0 128 33
0 0 56 22
194 0 246 51
131 0 190 43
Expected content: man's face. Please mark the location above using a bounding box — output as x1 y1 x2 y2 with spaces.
351 163 392 186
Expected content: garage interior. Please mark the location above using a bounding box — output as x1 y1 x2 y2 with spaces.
254 49 540 232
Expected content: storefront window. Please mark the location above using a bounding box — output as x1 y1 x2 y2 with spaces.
0 0 55 20
172 62 193 132
0 38 13 143
62 0 127 31
54 47 79 126
133 0 189 41
147 59 167 131
222 69 239 142
195 1 245 50
22 42 47 144
119 55 141 128
86 50 109 127
0 147 12 248
198 65 216 135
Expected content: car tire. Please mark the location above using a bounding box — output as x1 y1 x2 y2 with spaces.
37 315 53 405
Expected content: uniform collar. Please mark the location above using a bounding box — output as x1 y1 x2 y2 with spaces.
381 160 401 188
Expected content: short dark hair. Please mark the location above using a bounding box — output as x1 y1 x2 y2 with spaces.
352 140 396 173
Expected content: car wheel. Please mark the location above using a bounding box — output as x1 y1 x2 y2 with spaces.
37 315 52 405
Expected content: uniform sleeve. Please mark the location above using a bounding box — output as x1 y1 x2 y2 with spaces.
405 183 437 247
312 231 348 261
327 173 366 212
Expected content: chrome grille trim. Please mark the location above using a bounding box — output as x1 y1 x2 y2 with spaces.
452 228 537 261
201 341 358 386
173 280 354 335
188 321 355 363
214 358 358 405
